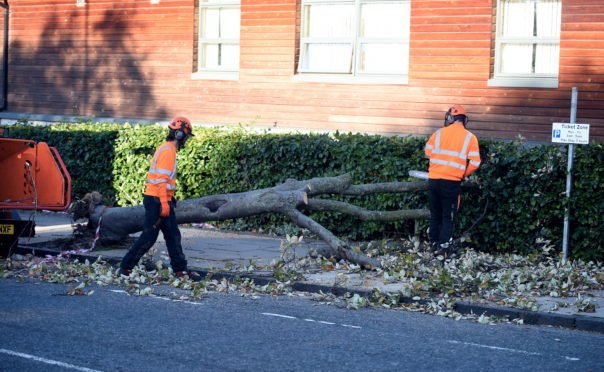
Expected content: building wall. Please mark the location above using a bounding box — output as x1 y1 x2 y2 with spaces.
5 0 604 141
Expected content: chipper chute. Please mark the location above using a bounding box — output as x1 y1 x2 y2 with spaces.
0 128 72 256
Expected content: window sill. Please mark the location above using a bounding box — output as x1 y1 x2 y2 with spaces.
191 71 239 81
293 73 408 85
487 77 558 88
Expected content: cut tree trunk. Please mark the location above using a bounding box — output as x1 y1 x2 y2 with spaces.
79 174 430 269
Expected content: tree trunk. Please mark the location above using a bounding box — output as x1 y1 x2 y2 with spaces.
79 174 430 269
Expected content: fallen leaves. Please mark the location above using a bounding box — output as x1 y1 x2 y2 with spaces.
0 236 602 328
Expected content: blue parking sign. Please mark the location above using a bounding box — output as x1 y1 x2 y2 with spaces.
553 129 561 138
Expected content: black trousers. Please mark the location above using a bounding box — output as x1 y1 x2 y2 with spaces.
428 179 461 245
120 194 187 272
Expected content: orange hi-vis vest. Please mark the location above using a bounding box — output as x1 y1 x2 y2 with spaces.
424 123 481 181
144 141 177 202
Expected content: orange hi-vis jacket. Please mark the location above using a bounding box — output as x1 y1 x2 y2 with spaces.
144 141 177 203
424 123 481 181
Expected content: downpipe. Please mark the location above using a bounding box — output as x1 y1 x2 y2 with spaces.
0 1 8 111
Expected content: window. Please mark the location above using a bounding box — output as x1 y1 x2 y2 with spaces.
296 0 410 84
193 0 240 80
489 0 561 88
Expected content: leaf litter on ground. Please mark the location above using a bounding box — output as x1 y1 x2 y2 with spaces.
1 237 601 326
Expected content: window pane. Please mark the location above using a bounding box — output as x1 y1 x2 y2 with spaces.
501 0 534 37
201 44 220 69
221 44 240 69
200 44 239 70
500 43 533 73
221 7 240 38
361 3 409 38
303 43 352 73
359 43 407 74
202 8 220 38
305 4 353 38
535 44 559 73
536 0 561 37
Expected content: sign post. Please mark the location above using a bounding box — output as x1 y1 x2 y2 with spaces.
551 87 590 259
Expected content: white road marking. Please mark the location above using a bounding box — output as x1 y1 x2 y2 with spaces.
447 340 580 361
262 312 297 319
261 313 361 329
0 348 102 372
447 340 541 356
110 289 202 305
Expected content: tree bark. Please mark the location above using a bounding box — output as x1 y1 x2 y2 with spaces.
81 174 430 269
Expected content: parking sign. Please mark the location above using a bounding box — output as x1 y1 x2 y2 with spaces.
551 123 590 144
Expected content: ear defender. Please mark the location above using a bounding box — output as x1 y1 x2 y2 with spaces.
175 128 185 140
444 109 455 126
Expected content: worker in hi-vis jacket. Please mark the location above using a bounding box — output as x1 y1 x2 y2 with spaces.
424 105 481 256
119 117 202 282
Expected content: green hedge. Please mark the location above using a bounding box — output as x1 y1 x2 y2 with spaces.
7 122 603 261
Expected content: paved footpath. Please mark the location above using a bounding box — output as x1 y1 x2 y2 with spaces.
11 210 604 333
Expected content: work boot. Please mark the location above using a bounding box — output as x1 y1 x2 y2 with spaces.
118 268 132 277
174 270 203 282
433 242 456 258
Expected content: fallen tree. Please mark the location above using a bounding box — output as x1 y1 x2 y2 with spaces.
74 173 431 269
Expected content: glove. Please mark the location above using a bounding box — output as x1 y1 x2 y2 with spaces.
171 196 177 208
160 200 170 217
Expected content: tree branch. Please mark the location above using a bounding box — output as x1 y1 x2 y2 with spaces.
282 208 380 269
305 199 430 221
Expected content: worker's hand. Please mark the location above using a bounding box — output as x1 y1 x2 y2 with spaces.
160 201 170 217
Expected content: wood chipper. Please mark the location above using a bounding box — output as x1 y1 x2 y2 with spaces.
0 127 72 256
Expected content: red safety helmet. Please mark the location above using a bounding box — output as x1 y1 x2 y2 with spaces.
449 104 466 116
168 116 194 140
445 105 468 126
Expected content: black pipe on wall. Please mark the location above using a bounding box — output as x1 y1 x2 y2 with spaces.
0 1 8 111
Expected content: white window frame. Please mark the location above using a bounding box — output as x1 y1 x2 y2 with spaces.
192 0 240 81
294 0 410 85
488 0 561 88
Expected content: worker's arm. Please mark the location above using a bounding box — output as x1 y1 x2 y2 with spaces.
424 132 436 158
463 135 481 178
158 185 171 217
154 149 176 217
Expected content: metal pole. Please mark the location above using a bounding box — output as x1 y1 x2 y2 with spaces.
562 87 578 259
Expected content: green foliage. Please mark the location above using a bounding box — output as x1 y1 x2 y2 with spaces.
6 122 602 261
460 140 603 262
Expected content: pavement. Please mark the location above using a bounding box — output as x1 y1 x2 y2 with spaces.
7 210 604 333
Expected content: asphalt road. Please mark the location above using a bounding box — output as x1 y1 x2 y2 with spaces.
1 278 603 372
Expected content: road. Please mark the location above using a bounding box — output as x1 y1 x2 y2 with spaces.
1 278 603 372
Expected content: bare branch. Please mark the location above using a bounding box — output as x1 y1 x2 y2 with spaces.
282 208 380 269
305 199 430 221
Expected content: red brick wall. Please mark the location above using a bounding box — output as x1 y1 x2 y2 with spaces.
6 0 604 141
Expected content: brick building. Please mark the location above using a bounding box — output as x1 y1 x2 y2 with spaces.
0 0 602 141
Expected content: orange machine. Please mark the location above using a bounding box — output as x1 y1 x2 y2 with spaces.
0 128 72 255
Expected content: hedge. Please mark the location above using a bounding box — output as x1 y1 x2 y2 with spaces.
6 122 603 261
